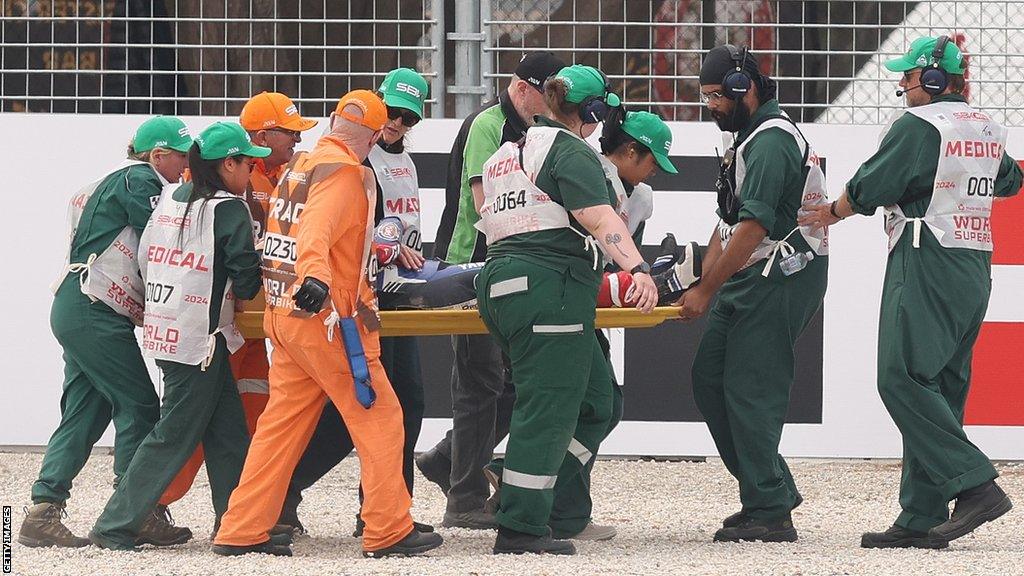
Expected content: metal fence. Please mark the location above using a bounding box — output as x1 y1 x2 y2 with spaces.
1 0 444 117
2 1 1022 125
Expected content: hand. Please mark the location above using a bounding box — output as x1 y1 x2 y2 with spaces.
626 272 658 313
675 285 713 321
397 245 425 270
293 276 329 313
798 202 841 231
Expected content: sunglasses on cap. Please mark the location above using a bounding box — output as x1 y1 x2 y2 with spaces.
387 106 421 128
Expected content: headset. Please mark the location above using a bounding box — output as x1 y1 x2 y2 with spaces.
921 35 951 96
721 45 753 100
577 68 615 124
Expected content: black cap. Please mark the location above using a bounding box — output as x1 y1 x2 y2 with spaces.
515 51 567 92
699 44 761 86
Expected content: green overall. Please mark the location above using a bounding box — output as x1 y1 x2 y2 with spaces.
846 94 1022 532
691 100 829 520
477 116 616 536
33 164 165 505
91 185 262 548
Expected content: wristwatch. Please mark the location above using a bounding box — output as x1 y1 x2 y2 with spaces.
630 262 651 275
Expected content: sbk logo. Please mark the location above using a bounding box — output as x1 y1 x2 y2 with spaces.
395 82 421 98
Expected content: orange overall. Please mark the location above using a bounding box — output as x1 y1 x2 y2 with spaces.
158 161 280 507
213 136 413 551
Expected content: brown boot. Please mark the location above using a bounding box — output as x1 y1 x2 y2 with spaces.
17 502 90 548
135 505 192 547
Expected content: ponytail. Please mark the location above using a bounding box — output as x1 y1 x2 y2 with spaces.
178 143 229 236
599 106 653 159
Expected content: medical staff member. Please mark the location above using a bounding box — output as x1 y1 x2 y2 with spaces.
679 45 828 543
551 108 679 541
475 65 657 555
19 117 192 549
278 69 434 538
486 107 682 542
86 122 267 551
213 91 442 558
158 92 317 528
801 36 1021 549
418 52 566 530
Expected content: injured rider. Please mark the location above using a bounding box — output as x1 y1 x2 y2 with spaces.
369 216 702 311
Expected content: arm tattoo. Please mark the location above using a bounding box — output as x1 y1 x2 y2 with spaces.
604 232 628 257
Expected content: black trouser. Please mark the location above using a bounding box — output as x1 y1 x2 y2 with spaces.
279 336 425 523
430 333 515 513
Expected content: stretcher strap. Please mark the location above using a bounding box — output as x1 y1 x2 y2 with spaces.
339 316 376 409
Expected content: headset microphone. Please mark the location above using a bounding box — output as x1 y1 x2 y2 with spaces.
895 85 921 97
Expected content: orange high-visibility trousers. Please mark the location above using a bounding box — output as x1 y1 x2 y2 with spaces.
158 339 269 507
213 313 413 551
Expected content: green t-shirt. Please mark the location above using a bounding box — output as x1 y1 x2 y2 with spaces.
446 103 506 264
170 183 262 329
70 163 165 264
487 116 616 283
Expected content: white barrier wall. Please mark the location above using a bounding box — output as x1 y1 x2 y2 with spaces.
1 114 1022 458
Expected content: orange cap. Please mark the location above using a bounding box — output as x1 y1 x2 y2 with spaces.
334 90 387 131
239 91 318 132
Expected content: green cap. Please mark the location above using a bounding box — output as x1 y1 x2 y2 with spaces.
552 65 622 107
194 122 271 160
621 111 677 174
133 116 193 153
884 36 965 74
379 68 429 119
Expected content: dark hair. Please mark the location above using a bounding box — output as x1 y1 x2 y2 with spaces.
543 77 580 123
178 143 239 234
949 74 967 94
598 105 652 159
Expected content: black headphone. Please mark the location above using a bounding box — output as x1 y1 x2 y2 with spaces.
722 45 753 100
921 35 951 95
577 68 614 124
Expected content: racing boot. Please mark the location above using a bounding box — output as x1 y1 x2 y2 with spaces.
651 234 702 305
17 502 90 548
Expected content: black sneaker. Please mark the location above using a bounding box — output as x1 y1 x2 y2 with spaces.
714 514 798 543
362 529 443 558
352 513 434 538
723 495 803 529
415 448 452 496
929 480 1012 543
212 540 293 557
493 526 576 555
861 524 948 549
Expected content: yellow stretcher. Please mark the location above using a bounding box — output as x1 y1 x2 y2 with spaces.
236 307 682 339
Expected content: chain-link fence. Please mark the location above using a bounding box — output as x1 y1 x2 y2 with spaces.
1 0 443 117
485 0 1024 126
2 1 1022 124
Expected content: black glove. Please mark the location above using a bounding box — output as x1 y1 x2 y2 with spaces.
293 276 330 313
